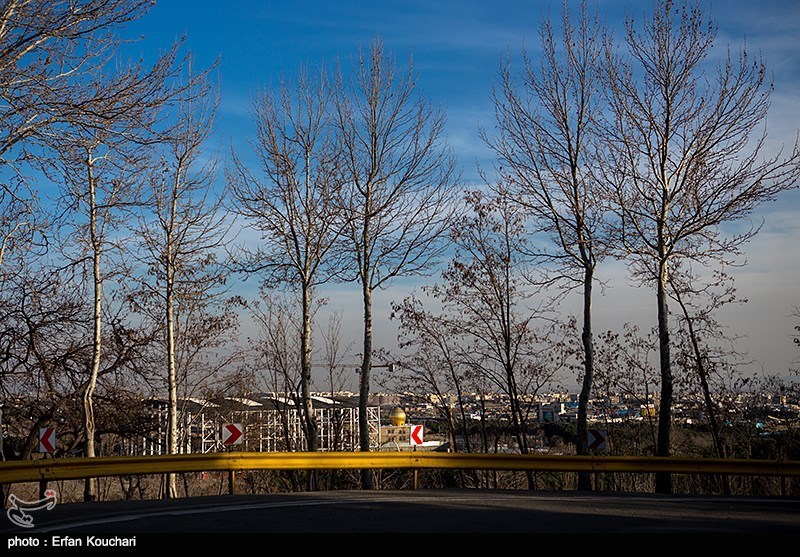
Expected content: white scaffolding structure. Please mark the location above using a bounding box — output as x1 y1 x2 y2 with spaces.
130 398 380 455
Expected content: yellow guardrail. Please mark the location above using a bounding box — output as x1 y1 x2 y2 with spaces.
2 452 799 485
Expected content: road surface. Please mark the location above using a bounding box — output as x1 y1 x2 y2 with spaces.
2 489 798 549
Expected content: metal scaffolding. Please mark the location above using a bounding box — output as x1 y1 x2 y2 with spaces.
129 398 380 455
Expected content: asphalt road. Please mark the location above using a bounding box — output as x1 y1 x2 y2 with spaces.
2 489 798 550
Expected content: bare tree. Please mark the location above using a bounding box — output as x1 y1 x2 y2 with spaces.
668 263 764 494
246 289 301 407
669 270 746 441
56 133 144 502
229 65 344 473
320 309 353 400
602 0 800 493
390 295 473 455
318 310 353 468
0 0 153 152
242 288 305 491
0 0 155 273
0 176 43 275
334 37 459 488
484 0 609 491
132 61 231 498
423 189 562 488
48 44 185 501
0 264 88 464
0 9 161 455
0 260 156 464
593 323 660 455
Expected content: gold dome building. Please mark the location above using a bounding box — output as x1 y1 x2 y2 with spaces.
389 407 406 426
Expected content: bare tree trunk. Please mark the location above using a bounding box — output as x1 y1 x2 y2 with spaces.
301 283 318 490
300 285 317 450
577 267 594 491
165 224 178 499
672 287 730 495
508 380 535 490
655 259 673 494
0 222 28 271
453 379 472 453
359 276 374 490
84 155 101 503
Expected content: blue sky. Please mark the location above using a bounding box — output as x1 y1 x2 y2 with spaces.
121 1 800 390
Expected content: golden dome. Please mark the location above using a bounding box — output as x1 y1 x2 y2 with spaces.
389 407 406 426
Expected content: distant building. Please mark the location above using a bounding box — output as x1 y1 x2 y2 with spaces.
136 394 380 455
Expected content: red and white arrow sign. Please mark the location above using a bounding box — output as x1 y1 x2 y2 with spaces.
588 429 607 451
222 423 244 445
39 427 56 453
410 424 423 445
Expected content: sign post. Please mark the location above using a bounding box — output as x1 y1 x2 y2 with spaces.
222 423 243 495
